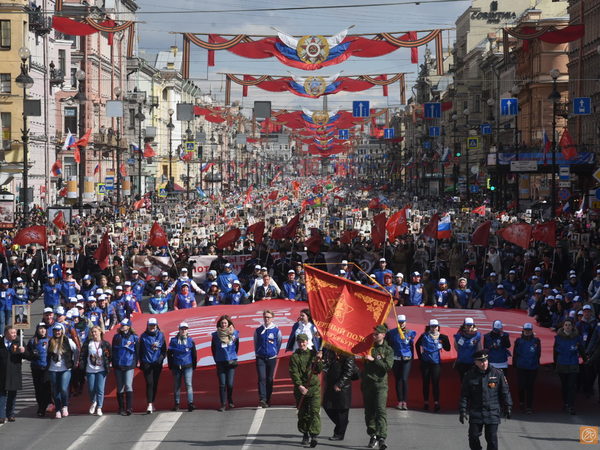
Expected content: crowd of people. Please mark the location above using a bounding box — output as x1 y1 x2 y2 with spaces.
0 178 599 449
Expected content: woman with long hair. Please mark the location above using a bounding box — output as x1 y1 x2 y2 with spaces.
26 322 51 417
47 324 77 419
80 326 111 416
416 319 450 412
554 319 585 414
286 308 320 352
139 318 167 414
111 318 139 415
211 315 239 411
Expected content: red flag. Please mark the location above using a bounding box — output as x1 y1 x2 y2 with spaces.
93 164 100 175
74 146 81 164
13 225 47 248
51 160 62 177
532 221 556 247
268 190 279 201
471 220 491 246
292 180 300 197
371 212 387 248
246 221 265 245
422 213 439 239
497 223 532 249
143 142 156 158
133 199 145 210
305 265 392 356
58 187 67 197
385 208 408 242
340 229 359 244
368 197 381 210
52 211 67 230
471 205 486 216
559 128 577 160
272 214 301 240
93 232 111 270
243 185 254 205
279 195 290 202
119 163 128 177
69 129 92 148
217 228 241 249
305 228 322 254
147 222 169 248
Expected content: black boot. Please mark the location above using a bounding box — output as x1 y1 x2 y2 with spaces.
310 436 318 448
117 393 126 415
125 392 133 415
301 433 310 446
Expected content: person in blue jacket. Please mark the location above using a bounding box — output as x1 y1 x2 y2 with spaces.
60 270 80 302
148 286 169 314
452 277 474 309
111 318 139 415
374 258 393 285
485 284 511 309
217 263 239 295
0 278 15 332
139 317 166 414
211 315 239 411
174 283 197 309
12 277 30 305
484 320 511 374
223 280 248 305
286 309 320 352
416 319 451 412
554 319 586 415
80 275 97 300
130 270 146 303
408 272 425 307
433 279 452 308
43 274 61 309
254 309 283 407
167 322 197 411
453 317 483 381
48 254 62 281
513 322 541 414
386 314 416 410
479 273 499 308
282 270 301 300
203 282 222 306
25 322 51 417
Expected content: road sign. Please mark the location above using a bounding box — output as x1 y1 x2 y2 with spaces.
559 166 570 181
422 140 431 150
429 126 441 137
338 129 349 140
424 102 441 119
480 123 492 135
158 188 167 198
559 181 571 188
593 167 600 183
97 183 107 195
500 98 518 116
596 188 600 200
470 185 480 193
510 161 538 172
466 137 480 150
572 97 591 115
383 128 395 139
105 176 114 191
592 200 600 210
558 188 571 201
352 101 370 118
185 141 196 152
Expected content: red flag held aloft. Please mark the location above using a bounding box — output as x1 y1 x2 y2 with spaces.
93 232 111 270
497 223 532 249
147 222 169 248
371 212 387 248
305 228 322 254
13 225 47 248
143 142 156 158
268 190 279 201
217 228 241 249
559 128 578 160
471 205 486 216
532 221 556 247
246 221 265 245
422 213 439 239
386 208 408 242
69 129 92 149
52 211 67 230
471 220 491 247
340 229 359 244
272 214 301 240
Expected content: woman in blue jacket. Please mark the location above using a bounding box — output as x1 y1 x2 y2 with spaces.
167 322 197 411
286 309 320 353
139 318 166 414
111 318 139 416
26 322 51 417
253 309 283 408
148 286 169 314
386 314 416 410
483 320 511 374
211 315 239 411
453 318 482 381
554 319 585 415
415 319 451 412
513 322 541 414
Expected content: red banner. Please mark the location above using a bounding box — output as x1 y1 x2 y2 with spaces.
497 223 532 249
532 221 556 247
93 232 111 270
147 222 169 248
13 225 47 248
371 212 387 248
217 228 241 249
386 208 408 241
471 220 491 247
305 265 392 355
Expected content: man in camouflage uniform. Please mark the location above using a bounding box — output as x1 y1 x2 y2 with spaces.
362 324 394 450
289 333 324 448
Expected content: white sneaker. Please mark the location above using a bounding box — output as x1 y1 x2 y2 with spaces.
146 403 153 414
96 408 103 417
62 407 69 418
55 411 62 419
89 402 97 415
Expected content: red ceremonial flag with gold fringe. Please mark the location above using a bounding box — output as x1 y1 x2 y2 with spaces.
305 265 393 355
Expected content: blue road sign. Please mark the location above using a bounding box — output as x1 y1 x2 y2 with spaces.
338 129 349 139
352 101 370 118
572 97 591 115
470 185 480 193
384 128 395 139
429 126 441 137
480 123 492 135
500 98 518 116
596 188 600 200
424 102 441 119
423 140 431 150
105 176 114 190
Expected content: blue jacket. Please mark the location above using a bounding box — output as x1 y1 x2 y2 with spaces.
217 272 239 294
417 332 450 364
43 283 61 308
408 283 424 306
0 287 15 311
13 286 29 305
27 336 49 369
111 331 139 369
204 292 223 306
175 292 196 309
84 308 104 327
374 268 393 285
223 289 247 305
148 295 169 314
434 289 452 307
386 327 416 359
80 283 98 300
139 330 166 365
282 280 301 300
211 330 239 362
454 331 482 364
131 279 146 301
254 325 282 359
168 335 197 368
554 331 583 366
513 335 541 370
49 263 62 280
61 280 79 300
484 331 511 364
453 289 472 309
485 294 509 309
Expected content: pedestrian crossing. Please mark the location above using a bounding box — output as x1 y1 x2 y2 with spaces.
14 364 36 416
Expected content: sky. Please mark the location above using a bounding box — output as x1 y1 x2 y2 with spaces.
136 0 471 115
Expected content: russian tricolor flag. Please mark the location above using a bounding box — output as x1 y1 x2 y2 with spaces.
62 131 75 151
437 214 452 239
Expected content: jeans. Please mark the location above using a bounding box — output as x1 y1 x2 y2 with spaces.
420 361 441 403
31 367 51 411
49 370 72 410
114 368 134 393
0 390 17 419
468 422 498 450
87 371 107 408
256 356 277 403
559 372 578 408
0 310 10 334
392 359 412 402
142 363 163 403
172 366 194 405
516 368 537 409
216 361 236 405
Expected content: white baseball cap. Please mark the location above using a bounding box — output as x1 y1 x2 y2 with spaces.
464 317 474 325
493 320 503 329
429 319 439 326
120 318 130 326
179 322 189 329
523 322 533 330
43 307 53 314
147 318 158 325
397 314 406 322
341 260 348 265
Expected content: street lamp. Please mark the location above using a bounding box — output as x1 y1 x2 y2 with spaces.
166 109 175 192
185 126 192 200
463 108 470 201
135 93 146 198
113 87 123 208
511 85 521 210
75 69 86 216
549 68 561 218
15 47 33 226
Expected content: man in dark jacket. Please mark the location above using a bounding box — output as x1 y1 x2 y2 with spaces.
459 350 513 450
0 326 26 423
322 347 356 441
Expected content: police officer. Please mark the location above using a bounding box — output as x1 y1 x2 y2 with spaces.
289 334 323 448
459 350 512 450
362 324 394 450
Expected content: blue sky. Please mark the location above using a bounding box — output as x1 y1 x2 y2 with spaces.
137 0 471 113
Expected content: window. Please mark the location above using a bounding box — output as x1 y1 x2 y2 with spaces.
128 108 135 128
1 112 10 150
0 74 10 94
0 21 10 50
70 68 77 88
58 49 66 75
162 165 168 176
472 94 481 113
64 107 77 134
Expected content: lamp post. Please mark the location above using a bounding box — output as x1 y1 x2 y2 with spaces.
549 68 561 218
75 69 86 216
135 94 146 198
166 108 174 191
210 133 216 195
185 125 192 201
486 98 496 206
463 108 470 202
451 113 458 194
15 47 33 226
114 87 123 209
511 84 521 211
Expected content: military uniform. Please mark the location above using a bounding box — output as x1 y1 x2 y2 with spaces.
361 327 394 448
289 345 324 446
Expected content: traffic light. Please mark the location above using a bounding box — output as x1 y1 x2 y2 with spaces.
486 177 496 191
454 142 462 158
